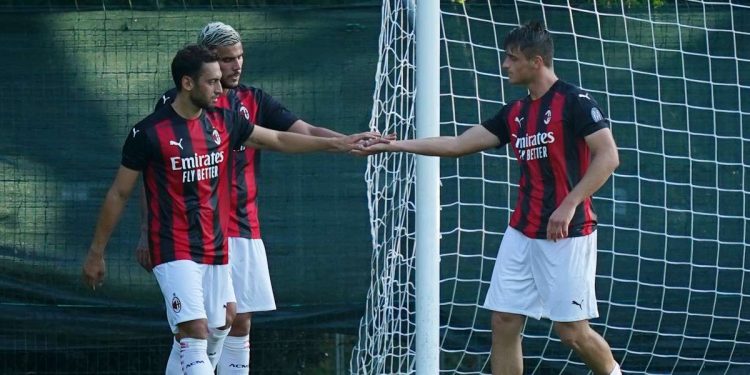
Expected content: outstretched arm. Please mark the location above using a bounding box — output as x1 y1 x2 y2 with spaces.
359 124 501 157
546 128 619 240
243 126 380 153
82 166 140 289
287 119 344 138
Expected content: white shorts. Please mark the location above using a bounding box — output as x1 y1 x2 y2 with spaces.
153 260 235 333
229 237 277 313
483 226 599 322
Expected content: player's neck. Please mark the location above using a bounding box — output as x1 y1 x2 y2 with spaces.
527 69 558 100
171 94 203 120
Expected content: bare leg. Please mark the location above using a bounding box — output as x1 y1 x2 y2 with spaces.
553 320 618 375
490 311 525 375
229 312 251 336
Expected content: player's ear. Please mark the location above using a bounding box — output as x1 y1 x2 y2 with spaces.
181 75 194 91
531 54 544 69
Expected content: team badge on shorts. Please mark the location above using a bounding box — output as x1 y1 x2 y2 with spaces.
171 293 182 313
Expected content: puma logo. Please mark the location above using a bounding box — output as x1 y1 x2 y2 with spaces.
572 299 583 310
169 138 184 150
578 93 591 100
132 128 140 138
162 94 170 104
514 116 524 127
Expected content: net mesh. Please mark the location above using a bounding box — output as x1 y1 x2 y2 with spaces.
352 0 750 373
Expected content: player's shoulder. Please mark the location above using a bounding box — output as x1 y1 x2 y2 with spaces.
556 80 596 102
500 98 523 114
155 88 177 108
231 83 265 99
135 104 176 131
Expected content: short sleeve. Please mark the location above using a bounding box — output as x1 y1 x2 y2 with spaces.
255 91 299 132
121 126 150 171
481 105 512 146
570 92 609 137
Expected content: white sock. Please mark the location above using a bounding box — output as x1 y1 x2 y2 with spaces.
165 337 182 375
609 362 622 375
179 337 213 374
217 335 250 374
207 327 230 369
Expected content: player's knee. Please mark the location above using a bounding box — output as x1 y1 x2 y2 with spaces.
229 312 251 336
177 319 209 340
491 311 524 338
553 321 588 350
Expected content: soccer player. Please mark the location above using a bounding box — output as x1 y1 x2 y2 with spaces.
134 22 383 374
136 22 374 374
81 44 377 375
360 21 622 375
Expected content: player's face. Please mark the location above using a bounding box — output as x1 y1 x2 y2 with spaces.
189 62 223 110
502 47 539 86
213 43 244 90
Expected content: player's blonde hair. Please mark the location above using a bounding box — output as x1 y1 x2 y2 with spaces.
197 22 241 49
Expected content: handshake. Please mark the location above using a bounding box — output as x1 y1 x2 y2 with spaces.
346 131 398 155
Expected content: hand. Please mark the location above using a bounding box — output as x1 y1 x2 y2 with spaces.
546 201 576 241
82 250 106 290
135 231 153 272
349 133 398 156
335 131 390 152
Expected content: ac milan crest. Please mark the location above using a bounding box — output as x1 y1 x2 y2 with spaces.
240 105 250 120
212 129 221 145
171 294 182 313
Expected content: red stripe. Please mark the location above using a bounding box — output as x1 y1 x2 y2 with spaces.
522 99 544 236
548 92 568 208
153 122 191 262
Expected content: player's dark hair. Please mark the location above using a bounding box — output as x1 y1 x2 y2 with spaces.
503 21 554 67
171 44 220 91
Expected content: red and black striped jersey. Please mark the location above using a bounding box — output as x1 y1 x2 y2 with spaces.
482 80 609 239
122 104 254 266
155 85 298 239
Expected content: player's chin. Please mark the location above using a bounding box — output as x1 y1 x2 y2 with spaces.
222 78 240 89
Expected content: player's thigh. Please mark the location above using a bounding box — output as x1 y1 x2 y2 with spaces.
229 237 276 313
153 260 207 334
483 227 542 319
532 232 599 322
202 263 233 329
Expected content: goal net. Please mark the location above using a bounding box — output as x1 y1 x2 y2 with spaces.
352 0 749 373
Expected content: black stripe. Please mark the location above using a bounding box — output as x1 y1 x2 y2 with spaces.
514 99 533 235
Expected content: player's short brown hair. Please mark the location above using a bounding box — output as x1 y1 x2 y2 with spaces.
503 21 554 67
